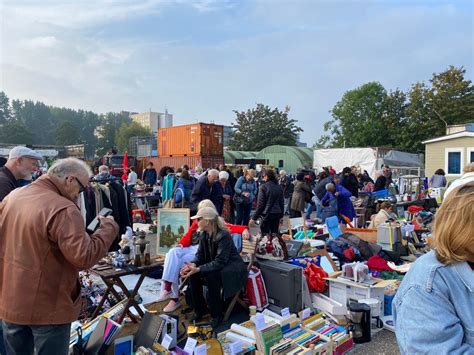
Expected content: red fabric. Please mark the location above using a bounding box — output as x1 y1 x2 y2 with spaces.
122 151 129 180
178 220 248 247
408 205 424 214
367 255 393 272
304 264 328 293
343 247 355 261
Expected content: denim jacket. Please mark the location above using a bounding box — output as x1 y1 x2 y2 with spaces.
234 176 257 203
393 251 474 354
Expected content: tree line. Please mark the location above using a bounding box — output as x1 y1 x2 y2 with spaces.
1 65 471 158
315 66 474 152
0 95 149 159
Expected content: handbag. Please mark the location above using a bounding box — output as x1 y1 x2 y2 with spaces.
255 233 288 261
233 192 249 205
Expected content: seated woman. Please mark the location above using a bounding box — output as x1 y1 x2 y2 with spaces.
157 199 248 312
369 201 396 229
393 182 474 353
180 207 247 328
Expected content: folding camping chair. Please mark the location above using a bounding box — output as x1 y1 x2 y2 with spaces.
325 216 343 239
223 237 258 321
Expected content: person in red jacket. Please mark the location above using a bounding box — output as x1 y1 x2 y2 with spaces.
157 199 249 312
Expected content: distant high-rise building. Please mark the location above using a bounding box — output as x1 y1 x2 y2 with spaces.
131 110 173 134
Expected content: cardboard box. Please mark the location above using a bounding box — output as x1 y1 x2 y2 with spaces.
325 277 394 317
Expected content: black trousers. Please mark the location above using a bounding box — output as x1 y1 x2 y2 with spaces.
260 214 281 234
189 271 223 318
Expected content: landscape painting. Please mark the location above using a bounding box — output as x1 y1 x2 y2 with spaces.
157 208 190 255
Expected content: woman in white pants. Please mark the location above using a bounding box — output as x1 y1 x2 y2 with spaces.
157 199 248 312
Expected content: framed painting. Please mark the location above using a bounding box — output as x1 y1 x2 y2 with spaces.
157 208 190 255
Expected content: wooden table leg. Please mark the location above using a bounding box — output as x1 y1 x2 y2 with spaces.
90 283 112 320
115 271 149 323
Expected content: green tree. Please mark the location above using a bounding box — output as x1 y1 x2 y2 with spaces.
96 112 131 156
54 121 81 145
0 91 12 124
315 66 474 151
315 82 398 148
115 122 150 152
401 66 474 151
229 104 302 151
0 120 34 144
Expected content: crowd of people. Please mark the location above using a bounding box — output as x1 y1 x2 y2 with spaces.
1 145 473 354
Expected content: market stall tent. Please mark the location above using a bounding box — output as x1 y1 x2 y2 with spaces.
313 147 424 179
257 145 313 173
224 150 259 165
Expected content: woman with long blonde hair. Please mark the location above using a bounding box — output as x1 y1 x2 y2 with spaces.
393 182 474 353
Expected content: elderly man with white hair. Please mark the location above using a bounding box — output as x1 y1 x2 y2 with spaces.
0 158 119 354
190 168 220 215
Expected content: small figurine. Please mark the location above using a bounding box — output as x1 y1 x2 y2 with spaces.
119 227 134 261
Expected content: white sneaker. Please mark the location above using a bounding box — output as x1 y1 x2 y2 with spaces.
163 299 180 312
156 289 172 302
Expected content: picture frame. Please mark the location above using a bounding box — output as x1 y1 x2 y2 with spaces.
157 208 190 255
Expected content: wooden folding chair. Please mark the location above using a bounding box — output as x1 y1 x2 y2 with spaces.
223 237 257 321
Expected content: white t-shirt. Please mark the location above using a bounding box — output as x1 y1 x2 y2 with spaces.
127 171 138 185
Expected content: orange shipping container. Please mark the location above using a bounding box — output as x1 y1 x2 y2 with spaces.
158 123 224 157
157 155 224 170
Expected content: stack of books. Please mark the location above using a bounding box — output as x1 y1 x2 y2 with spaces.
85 316 123 353
312 322 353 355
300 313 326 331
69 299 127 350
269 338 312 354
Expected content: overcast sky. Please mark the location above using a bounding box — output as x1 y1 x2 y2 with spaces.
1 0 472 145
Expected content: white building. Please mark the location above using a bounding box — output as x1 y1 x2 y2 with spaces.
131 110 173 134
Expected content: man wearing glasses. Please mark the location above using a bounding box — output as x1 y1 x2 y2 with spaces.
0 157 119 354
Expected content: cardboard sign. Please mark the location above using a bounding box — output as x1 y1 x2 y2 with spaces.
194 343 207 355
281 307 290 318
302 308 311 320
161 334 173 350
183 337 198 354
251 314 267 331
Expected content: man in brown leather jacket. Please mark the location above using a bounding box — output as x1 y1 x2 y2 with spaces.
0 157 119 354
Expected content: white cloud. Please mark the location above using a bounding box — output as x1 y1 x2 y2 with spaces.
2 0 166 29
0 1 472 146
20 36 58 48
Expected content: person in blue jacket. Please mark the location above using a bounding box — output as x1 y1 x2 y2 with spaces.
393 182 474 354
320 176 355 224
234 169 257 226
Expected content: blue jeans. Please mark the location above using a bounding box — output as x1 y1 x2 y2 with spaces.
305 202 314 219
235 203 252 226
0 327 5 355
2 321 70 355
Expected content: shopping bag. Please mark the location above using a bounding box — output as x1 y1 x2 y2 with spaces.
255 233 288 261
246 267 269 311
304 264 328 293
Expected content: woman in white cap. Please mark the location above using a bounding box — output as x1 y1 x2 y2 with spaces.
157 199 249 312
180 207 247 328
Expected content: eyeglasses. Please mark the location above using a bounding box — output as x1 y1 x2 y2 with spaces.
73 177 86 193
